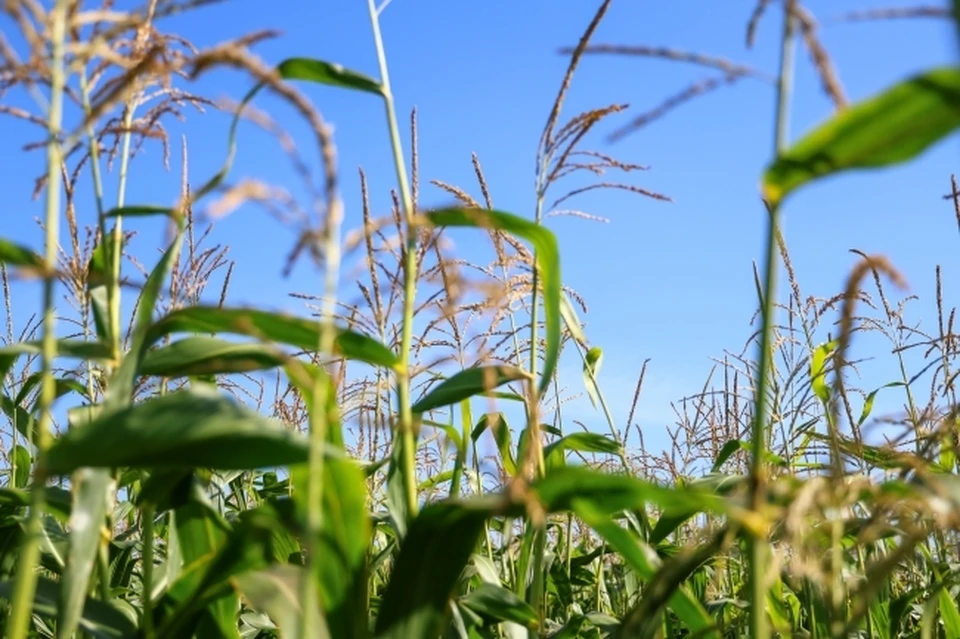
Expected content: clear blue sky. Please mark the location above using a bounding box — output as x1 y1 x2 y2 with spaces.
2 2 958 457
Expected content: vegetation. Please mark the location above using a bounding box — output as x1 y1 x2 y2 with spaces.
1 1 960 637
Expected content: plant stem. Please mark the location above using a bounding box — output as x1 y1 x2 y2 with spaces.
748 3 796 639
366 0 419 521
5 1 68 636
142 505 156 639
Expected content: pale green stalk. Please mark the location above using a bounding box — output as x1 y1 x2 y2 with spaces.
748 3 796 639
366 0 419 520
141 505 156 639
303 195 345 639
5 1 68 636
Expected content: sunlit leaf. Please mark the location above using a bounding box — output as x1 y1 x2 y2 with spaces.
413 366 528 414
582 346 604 409
763 67 960 207
276 58 384 96
810 340 837 403
44 390 311 474
423 208 562 397
146 306 398 370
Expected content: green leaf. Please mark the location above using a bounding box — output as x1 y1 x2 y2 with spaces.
291 454 371 639
276 58 384 96
573 499 719 639
424 208 562 397
533 466 725 517
459 583 538 628
763 66 960 207
0 340 113 381
12 446 30 489
810 340 837 403
0 237 43 269
582 346 604 409
0 576 137 638
44 389 311 474
939 585 960 639
471 413 516 476
234 565 330 639
412 366 528 414
146 306 398 370
102 204 177 219
374 498 501 639
859 382 904 427
58 468 114 639
543 432 621 470
139 336 289 378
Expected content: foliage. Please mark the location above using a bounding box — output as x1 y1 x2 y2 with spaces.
0 1 959 639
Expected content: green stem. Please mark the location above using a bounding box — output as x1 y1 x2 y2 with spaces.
748 4 796 639
142 505 156 639
366 0 419 521
6 2 68 636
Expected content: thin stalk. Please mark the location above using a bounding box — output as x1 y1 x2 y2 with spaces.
366 0 418 520
302 202 344 637
5 1 68 636
141 505 156 639
748 3 796 639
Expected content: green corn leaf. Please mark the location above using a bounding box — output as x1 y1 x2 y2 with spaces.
573 499 719 639
938 585 960 639
412 366 529 414
0 576 137 639
459 583 538 629
275 57 384 96
57 468 114 639
44 389 311 474
533 466 726 517
471 413 516 476
0 340 113 381
582 346 604 409
0 237 43 269
543 432 621 470
810 340 838 403
422 208 562 398
374 499 499 639
763 66 960 207
146 306 398 370
291 454 371 639
138 336 289 378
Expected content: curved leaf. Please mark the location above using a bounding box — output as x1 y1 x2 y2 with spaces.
146 306 398 370
423 208 562 397
573 499 719 639
276 58 383 96
139 336 289 378
412 366 528 414
0 237 43 269
763 67 960 207
44 390 310 474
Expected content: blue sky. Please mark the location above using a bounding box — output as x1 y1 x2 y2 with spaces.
2 1 959 460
